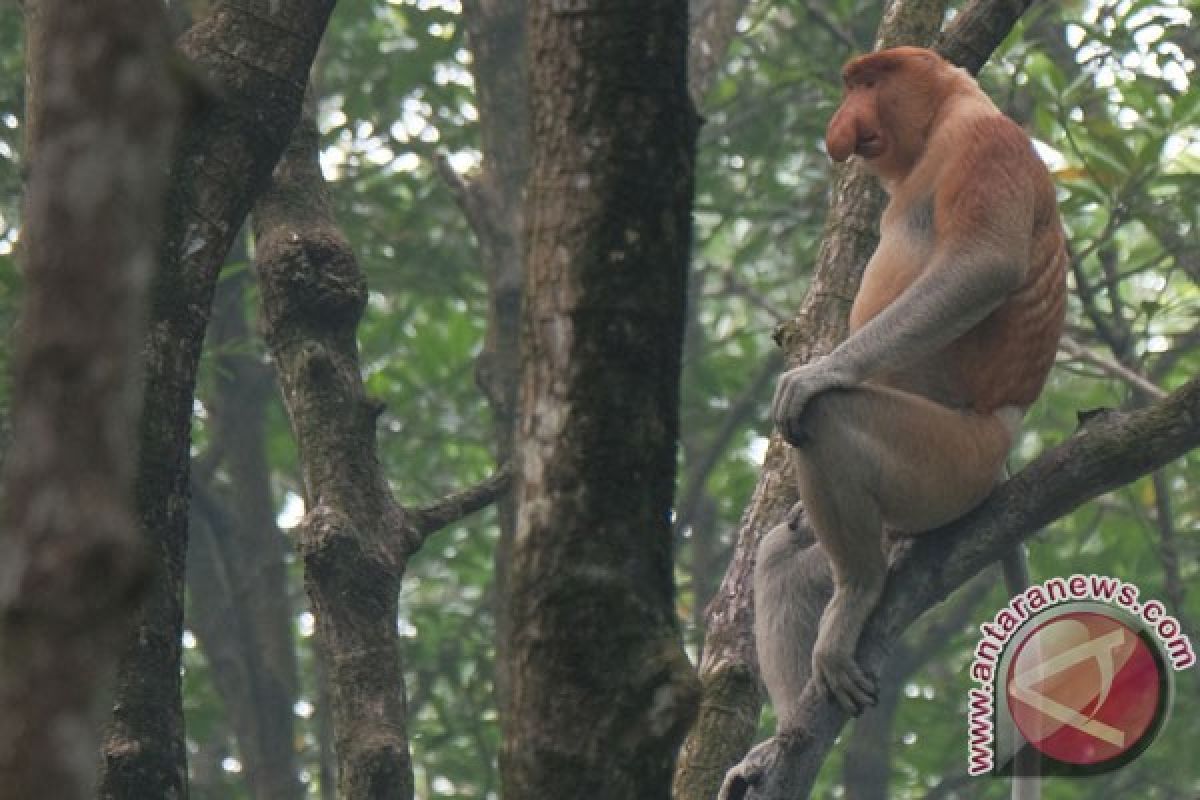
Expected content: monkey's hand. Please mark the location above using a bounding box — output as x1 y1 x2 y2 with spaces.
770 357 854 446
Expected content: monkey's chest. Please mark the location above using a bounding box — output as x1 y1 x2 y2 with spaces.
848 231 969 407
848 235 927 330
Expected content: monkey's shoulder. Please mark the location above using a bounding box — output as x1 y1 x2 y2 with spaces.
933 112 1053 197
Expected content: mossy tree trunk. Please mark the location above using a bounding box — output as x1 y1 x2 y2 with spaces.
501 2 700 798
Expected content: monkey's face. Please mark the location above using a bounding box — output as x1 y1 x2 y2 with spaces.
825 84 885 164
825 47 948 181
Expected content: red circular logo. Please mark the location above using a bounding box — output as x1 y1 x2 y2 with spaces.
1006 611 1165 767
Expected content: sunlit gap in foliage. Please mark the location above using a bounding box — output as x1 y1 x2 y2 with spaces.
0 224 15 256
389 0 463 14
276 490 304 530
746 435 768 467
1076 0 1193 92
1073 0 1196 162
316 7 480 182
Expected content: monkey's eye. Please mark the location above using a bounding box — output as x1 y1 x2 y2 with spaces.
862 78 876 89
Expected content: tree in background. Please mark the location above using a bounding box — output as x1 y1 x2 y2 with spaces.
0 1 179 796
96 4 336 796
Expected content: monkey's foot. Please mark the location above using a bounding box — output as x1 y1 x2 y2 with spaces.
813 649 877 715
718 738 775 800
718 733 809 800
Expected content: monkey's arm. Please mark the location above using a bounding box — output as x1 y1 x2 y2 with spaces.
773 248 1023 443
773 144 1035 443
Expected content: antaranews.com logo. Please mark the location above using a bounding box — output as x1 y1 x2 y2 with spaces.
967 574 1195 777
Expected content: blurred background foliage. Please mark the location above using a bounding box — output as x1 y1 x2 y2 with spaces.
0 0 1196 797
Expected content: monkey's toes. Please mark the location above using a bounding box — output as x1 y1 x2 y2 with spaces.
814 651 878 716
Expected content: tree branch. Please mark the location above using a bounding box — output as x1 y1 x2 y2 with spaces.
412 462 514 539
886 376 1199 642
933 0 1038 71
435 152 491 241
1059 334 1167 400
101 1 336 793
254 108 417 798
721 377 1200 800
803 1 859 52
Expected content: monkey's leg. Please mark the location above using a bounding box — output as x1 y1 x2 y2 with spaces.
754 518 832 728
790 437 886 715
789 386 1012 714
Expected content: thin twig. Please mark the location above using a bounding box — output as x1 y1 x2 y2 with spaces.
412 461 514 538
1059 334 1166 399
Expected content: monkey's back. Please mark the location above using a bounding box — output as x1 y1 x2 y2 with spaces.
947 160 1067 413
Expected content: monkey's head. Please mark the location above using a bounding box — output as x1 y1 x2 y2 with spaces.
825 47 970 181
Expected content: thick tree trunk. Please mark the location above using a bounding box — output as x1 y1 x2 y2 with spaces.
0 2 179 797
97 4 334 797
501 2 700 798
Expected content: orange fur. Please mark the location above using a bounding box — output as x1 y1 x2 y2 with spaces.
836 47 1067 414
759 47 1068 717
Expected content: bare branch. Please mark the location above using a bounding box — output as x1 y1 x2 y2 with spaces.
436 152 490 240
688 0 754 106
412 462 514 539
803 1 859 52
1059 335 1167 400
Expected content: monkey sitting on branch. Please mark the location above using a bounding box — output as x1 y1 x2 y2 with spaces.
760 45 1066 722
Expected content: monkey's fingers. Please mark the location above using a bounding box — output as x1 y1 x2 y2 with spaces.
771 385 808 447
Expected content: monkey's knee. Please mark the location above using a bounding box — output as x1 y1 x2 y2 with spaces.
756 517 811 572
785 389 870 457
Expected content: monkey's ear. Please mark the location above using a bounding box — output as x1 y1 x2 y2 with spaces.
825 99 859 162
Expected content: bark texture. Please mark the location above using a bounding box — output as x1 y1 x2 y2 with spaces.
502 2 700 798
254 113 415 800
457 0 529 726
0 2 179 797
100 3 335 797
254 111 509 799
186 272 301 800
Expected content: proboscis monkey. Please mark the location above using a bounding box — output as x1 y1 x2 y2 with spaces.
762 47 1067 716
